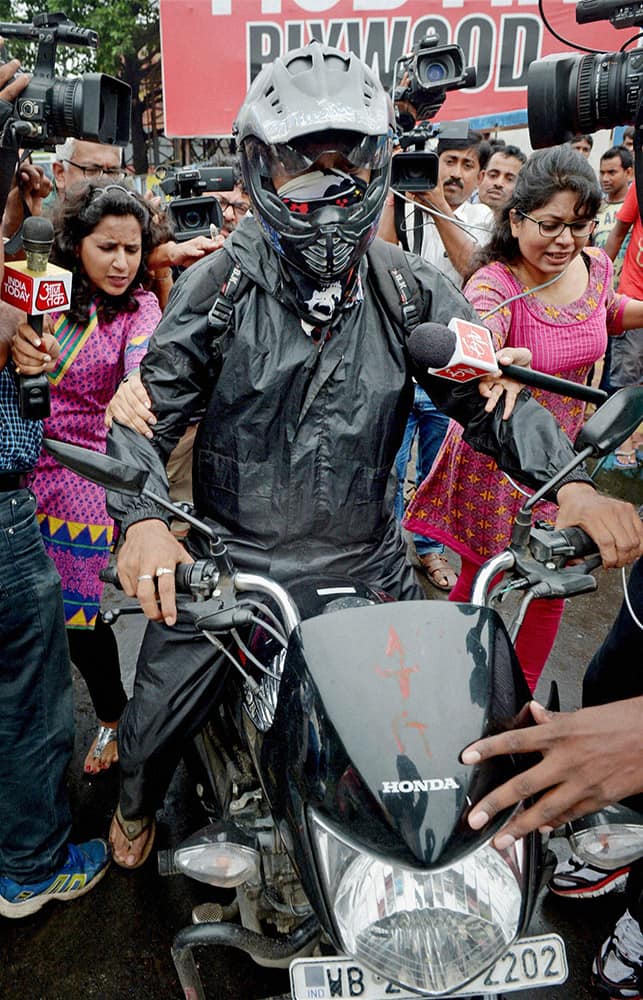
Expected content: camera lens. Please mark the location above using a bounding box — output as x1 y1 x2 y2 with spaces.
184 208 204 229
416 53 456 88
424 62 447 84
528 51 643 149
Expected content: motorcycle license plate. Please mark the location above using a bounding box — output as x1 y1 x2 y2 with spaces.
289 933 567 998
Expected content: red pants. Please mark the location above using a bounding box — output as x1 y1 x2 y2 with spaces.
449 557 565 693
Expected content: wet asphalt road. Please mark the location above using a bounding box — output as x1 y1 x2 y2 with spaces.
0 464 640 1000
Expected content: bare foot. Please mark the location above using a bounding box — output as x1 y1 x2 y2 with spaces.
109 807 156 869
83 722 119 775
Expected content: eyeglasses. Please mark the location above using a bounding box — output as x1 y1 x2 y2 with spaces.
216 196 250 218
518 211 597 239
63 159 126 180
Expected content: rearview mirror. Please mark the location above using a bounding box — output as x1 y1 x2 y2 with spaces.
575 385 643 456
43 439 148 495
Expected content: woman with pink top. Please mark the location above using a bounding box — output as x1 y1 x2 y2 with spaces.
405 144 643 691
12 181 164 774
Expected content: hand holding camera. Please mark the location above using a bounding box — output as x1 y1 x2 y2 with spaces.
0 13 130 150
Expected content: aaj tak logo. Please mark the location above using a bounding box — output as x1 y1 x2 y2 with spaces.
2 269 71 314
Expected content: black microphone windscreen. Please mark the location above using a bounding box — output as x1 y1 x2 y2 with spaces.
408 322 457 370
22 216 55 244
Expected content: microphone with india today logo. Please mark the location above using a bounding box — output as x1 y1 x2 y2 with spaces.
1 216 72 419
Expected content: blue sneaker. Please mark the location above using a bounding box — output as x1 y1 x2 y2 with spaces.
0 839 110 919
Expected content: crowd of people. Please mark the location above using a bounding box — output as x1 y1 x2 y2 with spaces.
0 38 642 1000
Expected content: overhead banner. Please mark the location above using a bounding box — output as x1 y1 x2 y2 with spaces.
159 0 629 137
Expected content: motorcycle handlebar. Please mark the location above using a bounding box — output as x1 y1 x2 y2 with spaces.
99 560 218 596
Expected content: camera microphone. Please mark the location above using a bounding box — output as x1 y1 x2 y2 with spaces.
408 320 608 404
0 216 73 420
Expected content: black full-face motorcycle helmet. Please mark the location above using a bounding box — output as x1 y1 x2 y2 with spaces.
234 41 395 282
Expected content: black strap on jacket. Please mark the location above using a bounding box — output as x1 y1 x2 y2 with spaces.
207 261 248 336
366 237 427 337
204 239 427 348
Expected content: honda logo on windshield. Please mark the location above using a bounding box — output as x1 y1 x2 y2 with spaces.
382 778 460 793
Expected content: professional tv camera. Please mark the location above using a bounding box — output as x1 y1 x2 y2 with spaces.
160 165 235 242
391 31 476 192
0 11 131 148
527 0 643 149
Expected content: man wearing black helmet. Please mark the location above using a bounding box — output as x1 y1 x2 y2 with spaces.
103 42 643 868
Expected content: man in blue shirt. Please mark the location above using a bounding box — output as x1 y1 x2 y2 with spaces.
0 60 110 918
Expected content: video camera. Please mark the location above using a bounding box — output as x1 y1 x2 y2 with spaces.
527 0 643 148
0 12 131 148
391 31 476 193
160 165 235 242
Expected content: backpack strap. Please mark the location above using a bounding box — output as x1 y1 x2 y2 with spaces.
366 237 428 337
207 260 249 335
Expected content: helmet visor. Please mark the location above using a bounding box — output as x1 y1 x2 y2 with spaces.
244 130 392 185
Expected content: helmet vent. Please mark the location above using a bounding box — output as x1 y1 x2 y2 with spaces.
263 83 283 115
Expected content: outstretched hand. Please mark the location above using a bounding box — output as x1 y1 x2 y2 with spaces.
461 697 643 850
478 347 533 419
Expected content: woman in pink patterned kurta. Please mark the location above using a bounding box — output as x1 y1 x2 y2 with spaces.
14 181 162 773
405 146 643 690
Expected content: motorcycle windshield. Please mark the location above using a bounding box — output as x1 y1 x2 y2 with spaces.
268 600 530 868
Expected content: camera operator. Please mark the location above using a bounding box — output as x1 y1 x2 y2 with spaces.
379 130 494 286
207 164 250 238
0 57 111 917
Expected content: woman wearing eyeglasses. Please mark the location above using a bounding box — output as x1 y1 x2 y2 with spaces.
405 144 643 690
11 180 166 775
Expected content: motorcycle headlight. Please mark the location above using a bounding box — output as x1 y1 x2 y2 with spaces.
310 808 526 995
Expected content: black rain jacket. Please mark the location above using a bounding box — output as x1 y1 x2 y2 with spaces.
107 217 588 598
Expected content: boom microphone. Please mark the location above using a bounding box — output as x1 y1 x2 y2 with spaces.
408 321 608 405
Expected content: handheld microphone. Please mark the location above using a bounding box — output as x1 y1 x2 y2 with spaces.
1 216 72 420
409 320 608 405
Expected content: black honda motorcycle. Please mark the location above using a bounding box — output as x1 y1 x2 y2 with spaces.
44 383 643 1000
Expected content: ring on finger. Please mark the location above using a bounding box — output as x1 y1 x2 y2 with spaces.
137 573 154 582
156 567 174 577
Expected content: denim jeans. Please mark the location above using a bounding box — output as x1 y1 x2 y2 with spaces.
0 489 74 882
394 384 450 557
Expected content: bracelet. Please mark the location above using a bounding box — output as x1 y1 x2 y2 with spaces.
152 267 172 281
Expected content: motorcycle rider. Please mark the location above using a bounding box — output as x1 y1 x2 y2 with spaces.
95 42 642 868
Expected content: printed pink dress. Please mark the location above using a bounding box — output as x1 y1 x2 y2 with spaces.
404 248 628 564
32 289 161 627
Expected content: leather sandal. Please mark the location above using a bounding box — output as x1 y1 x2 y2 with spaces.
110 804 156 870
418 552 458 591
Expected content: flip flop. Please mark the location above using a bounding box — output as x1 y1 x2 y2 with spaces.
418 552 458 591
109 804 156 870
614 450 638 469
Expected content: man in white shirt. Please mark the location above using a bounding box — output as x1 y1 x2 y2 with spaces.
380 132 494 288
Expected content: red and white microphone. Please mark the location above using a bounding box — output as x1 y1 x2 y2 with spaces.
1 217 72 419
1 217 72 316
408 320 607 404
424 317 499 382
